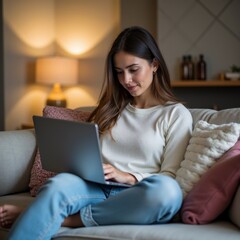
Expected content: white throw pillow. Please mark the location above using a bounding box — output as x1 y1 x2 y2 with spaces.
176 120 240 197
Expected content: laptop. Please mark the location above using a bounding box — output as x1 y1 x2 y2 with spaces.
33 116 130 188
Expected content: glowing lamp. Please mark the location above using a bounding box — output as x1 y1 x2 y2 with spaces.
36 56 78 107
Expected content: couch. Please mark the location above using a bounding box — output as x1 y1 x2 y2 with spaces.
0 107 240 240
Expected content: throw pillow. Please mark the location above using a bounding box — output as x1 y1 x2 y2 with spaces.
29 106 91 197
176 120 240 197
181 140 240 224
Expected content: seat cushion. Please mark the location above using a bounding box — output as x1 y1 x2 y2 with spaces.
53 222 240 240
229 186 240 228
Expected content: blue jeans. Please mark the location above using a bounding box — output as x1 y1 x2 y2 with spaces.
9 174 182 240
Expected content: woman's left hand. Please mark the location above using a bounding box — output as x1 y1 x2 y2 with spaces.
103 163 137 185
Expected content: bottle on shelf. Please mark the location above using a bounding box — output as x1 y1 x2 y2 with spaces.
187 55 194 80
181 55 189 80
197 54 207 80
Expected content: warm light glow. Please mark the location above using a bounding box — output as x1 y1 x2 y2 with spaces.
5 86 97 130
4 0 55 48
47 83 66 101
64 87 97 109
56 28 109 55
63 39 92 55
55 0 120 55
5 0 120 54
6 87 47 130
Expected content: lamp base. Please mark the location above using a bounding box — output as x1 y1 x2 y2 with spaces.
46 99 67 108
46 83 67 108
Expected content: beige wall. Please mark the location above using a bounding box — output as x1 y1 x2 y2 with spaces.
4 0 56 130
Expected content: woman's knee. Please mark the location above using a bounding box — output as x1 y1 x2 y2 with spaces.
39 173 83 195
139 175 182 209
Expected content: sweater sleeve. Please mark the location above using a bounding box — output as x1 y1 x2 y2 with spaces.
160 105 192 179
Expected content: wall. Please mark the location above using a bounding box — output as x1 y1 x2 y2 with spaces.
120 0 157 38
0 0 4 130
157 0 240 80
4 0 120 130
4 0 56 130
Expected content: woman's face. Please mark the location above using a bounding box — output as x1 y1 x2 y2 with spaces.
114 51 157 99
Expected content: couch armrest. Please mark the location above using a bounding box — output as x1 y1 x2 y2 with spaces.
0 129 37 196
229 186 240 228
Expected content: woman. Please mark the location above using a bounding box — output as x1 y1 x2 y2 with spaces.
1 26 192 239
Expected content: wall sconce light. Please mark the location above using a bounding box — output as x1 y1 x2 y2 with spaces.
36 56 79 107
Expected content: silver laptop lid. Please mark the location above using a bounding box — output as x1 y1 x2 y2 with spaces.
33 116 106 184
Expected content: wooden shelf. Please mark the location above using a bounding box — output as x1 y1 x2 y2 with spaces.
171 80 240 87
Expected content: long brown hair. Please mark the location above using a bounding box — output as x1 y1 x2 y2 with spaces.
88 26 178 134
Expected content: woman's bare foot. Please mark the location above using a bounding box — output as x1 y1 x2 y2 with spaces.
0 205 84 229
0 205 23 228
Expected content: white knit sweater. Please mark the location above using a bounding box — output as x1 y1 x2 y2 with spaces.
100 103 192 182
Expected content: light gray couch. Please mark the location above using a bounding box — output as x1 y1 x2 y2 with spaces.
0 108 240 240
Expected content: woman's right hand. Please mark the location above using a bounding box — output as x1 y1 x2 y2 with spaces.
103 163 137 185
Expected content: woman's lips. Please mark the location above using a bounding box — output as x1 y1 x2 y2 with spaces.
127 85 138 92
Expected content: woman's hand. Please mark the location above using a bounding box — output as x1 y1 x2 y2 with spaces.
103 163 137 185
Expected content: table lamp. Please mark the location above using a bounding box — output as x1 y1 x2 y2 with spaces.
36 56 79 107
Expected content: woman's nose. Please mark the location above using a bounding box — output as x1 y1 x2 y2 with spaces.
122 72 132 84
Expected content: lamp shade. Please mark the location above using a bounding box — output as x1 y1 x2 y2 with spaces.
36 56 79 86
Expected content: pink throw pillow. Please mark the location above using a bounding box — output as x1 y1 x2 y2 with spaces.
29 106 91 196
181 140 240 224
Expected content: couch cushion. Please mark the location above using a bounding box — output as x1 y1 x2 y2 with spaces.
189 108 240 125
181 140 240 224
0 192 33 208
0 130 36 196
176 121 240 197
208 108 240 125
29 106 91 196
229 186 240 228
52 222 240 240
189 109 217 125
1 218 239 240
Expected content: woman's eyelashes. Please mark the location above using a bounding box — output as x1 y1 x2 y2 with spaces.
115 70 123 75
115 68 139 75
129 68 139 73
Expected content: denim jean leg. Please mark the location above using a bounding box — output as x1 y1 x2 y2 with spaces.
81 175 183 226
80 186 126 226
9 173 106 240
